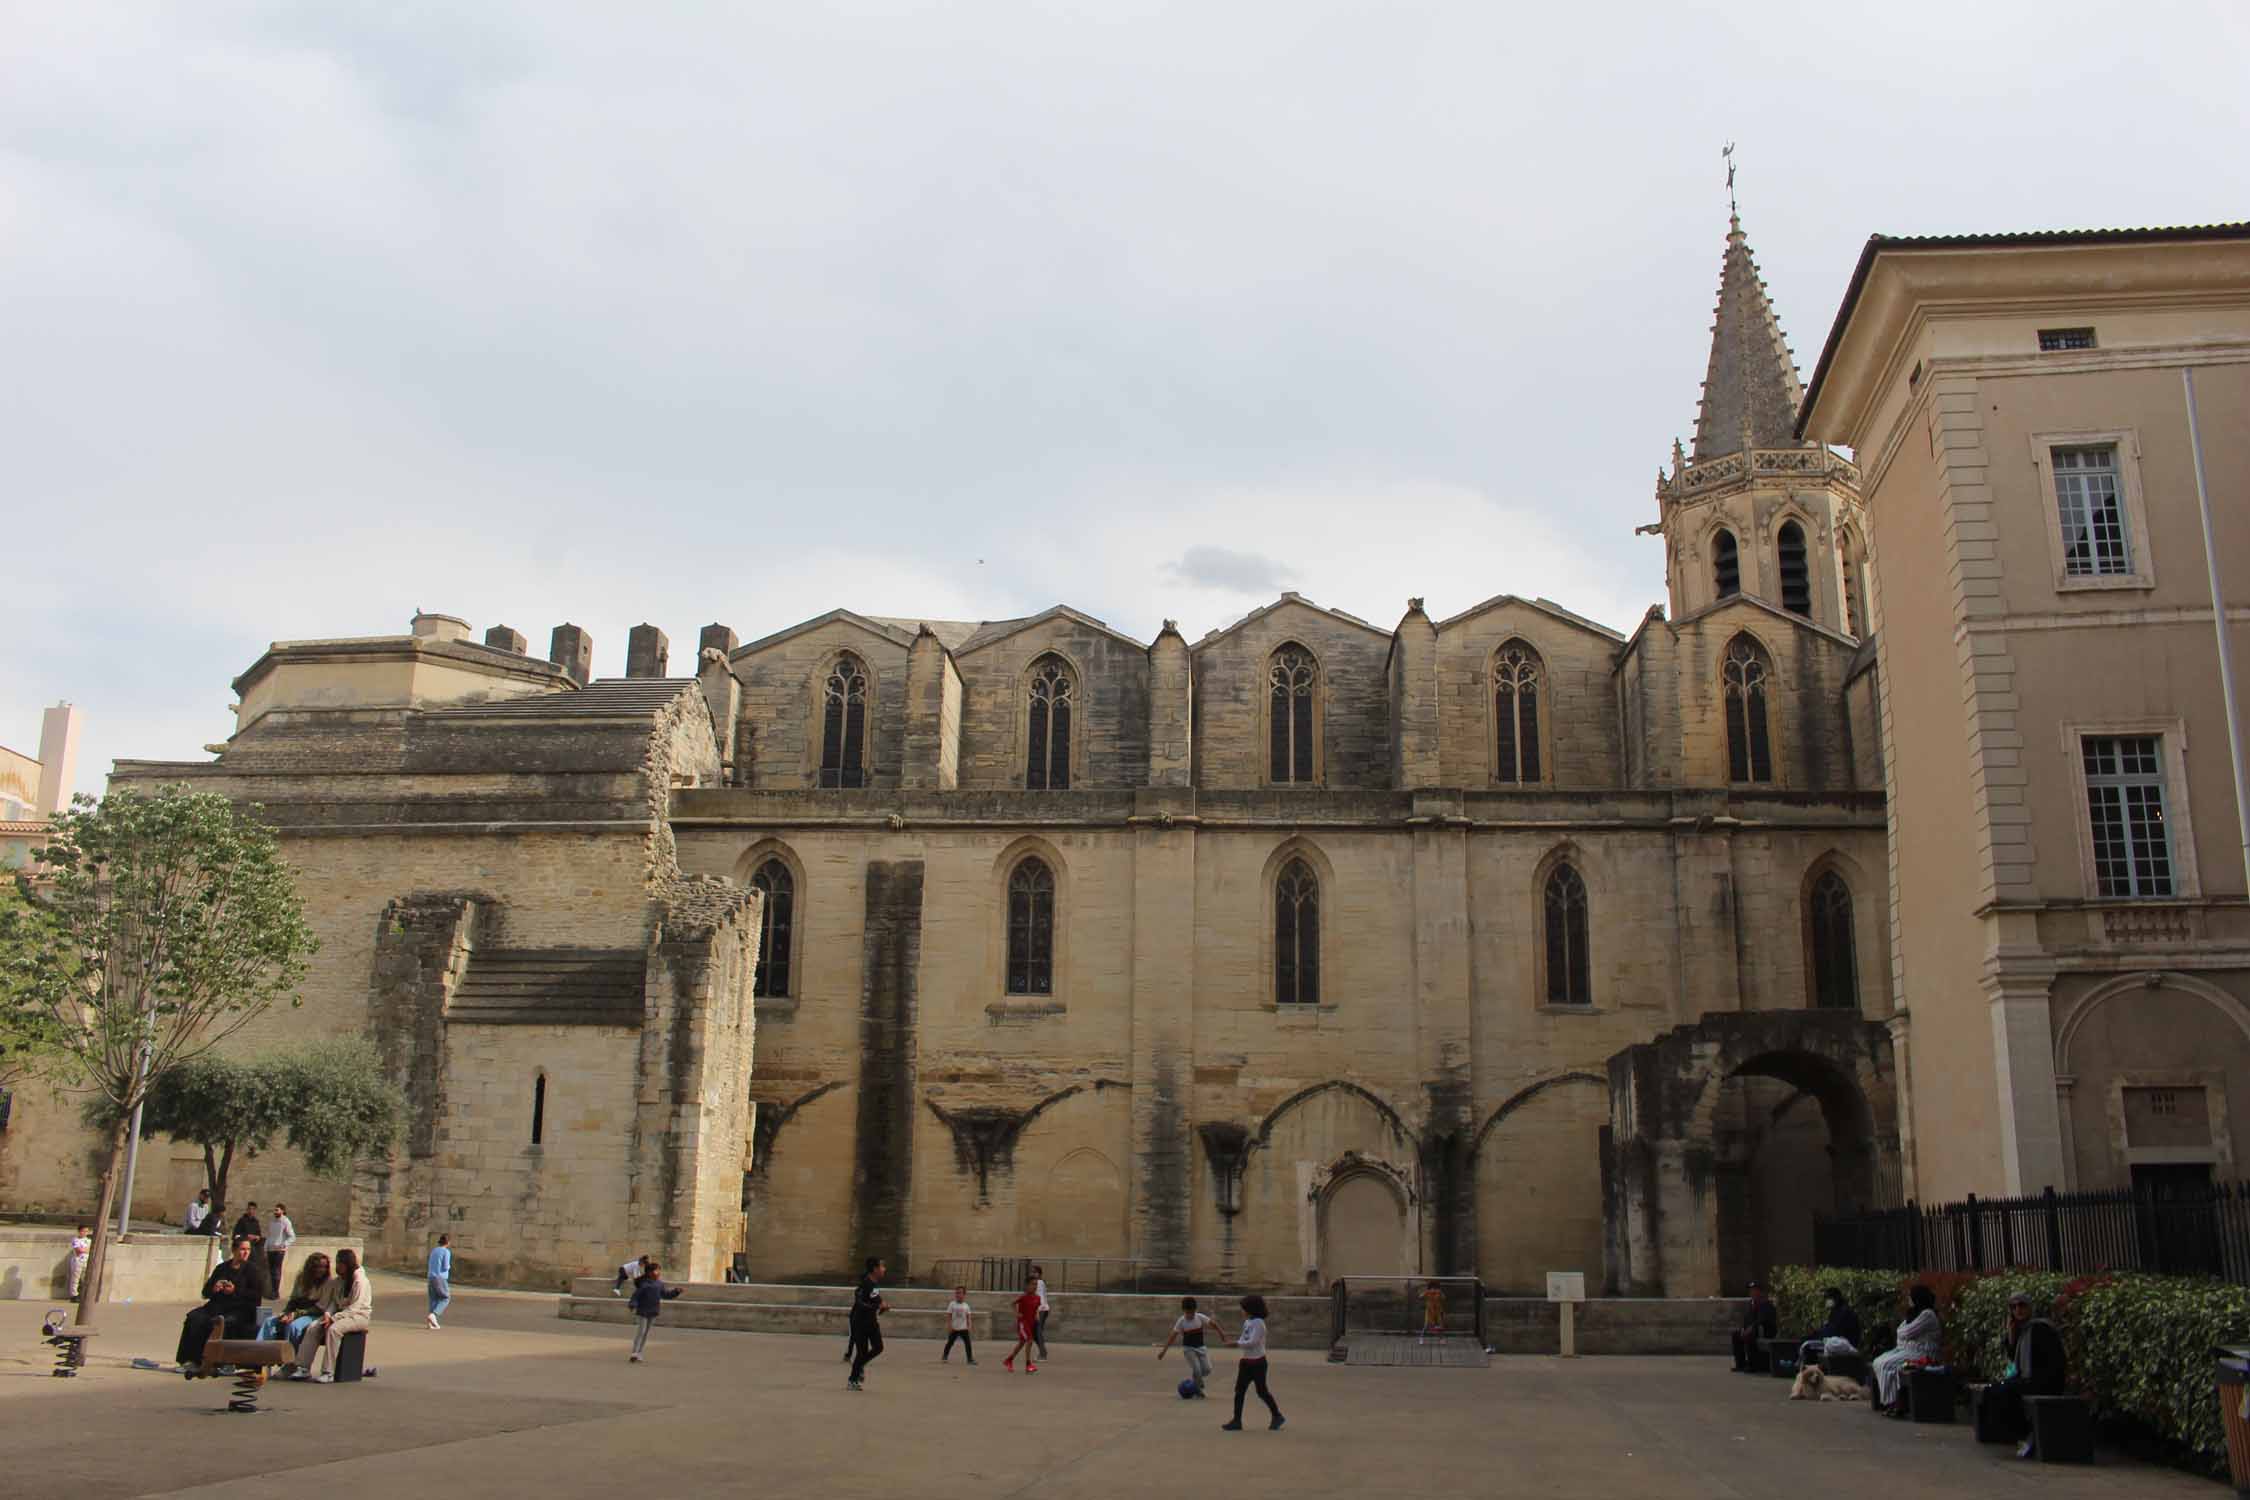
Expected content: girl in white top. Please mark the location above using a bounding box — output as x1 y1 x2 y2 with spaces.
942 1286 976 1365
1221 1294 1284 1432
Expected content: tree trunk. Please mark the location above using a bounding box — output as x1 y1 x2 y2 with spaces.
75 1113 134 1325
213 1141 235 1226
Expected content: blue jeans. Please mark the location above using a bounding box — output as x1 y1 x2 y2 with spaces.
428 1276 451 1321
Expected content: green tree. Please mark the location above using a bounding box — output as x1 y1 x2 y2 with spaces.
0 787 315 1319
0 883 67 1090
97 1039 403 1217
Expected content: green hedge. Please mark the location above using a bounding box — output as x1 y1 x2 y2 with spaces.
1777 1264 2250 1475
1767 1265 1906 1355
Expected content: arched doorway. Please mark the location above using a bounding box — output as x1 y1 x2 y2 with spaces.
1604 1013 1898 1296
1319 1169 1411 1284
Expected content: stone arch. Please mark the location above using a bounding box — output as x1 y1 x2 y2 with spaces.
1471 1072 1607 1291
1033 1148 1128 1260
1252 1079 1413 1151
1315 1155 1416 1284
1235 1083 1417 1288
2057 970 2250 1072
1606 1012 1897 1296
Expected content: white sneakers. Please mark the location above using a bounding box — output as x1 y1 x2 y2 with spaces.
427 1313 441 1329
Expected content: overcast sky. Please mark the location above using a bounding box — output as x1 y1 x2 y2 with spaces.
6 3 2246 794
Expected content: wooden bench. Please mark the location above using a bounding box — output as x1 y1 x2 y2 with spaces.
186 1326 297 1413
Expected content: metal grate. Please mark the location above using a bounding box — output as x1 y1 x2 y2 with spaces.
2038 327 2097 351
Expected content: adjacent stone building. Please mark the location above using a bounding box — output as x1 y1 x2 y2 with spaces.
1800 223 2250 1207
2 218 1902 1296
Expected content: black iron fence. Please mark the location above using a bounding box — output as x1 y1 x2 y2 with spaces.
926 1256 1176 1293
1815 1181 2250 1284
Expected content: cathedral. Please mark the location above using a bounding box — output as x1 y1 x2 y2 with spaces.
1 216 1904 1297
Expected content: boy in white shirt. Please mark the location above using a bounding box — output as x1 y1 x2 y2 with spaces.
1031 1264 1051 1359
66 1224 91 1300
1157 1295 1229 1398
942 1285 976 1364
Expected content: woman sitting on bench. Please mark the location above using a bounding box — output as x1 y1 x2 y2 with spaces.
292 1248 371 1383
1871 1283 1942 1414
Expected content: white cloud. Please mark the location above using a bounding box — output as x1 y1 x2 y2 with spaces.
5 2 2247 788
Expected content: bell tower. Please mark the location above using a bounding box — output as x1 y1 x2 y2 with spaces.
1651 206 1870 637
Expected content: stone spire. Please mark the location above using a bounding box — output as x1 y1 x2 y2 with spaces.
1689 212 1806 461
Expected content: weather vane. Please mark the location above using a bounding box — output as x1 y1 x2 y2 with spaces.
1723 141 1738 218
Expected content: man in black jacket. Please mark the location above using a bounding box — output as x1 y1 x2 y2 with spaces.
175 1236 270 1368
846 1258 887 1391
1730 1281 1779 1371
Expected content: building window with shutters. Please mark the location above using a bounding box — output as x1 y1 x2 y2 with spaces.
1723 634 1775 783
1807 870 1858 1010
817 653 870 788
1267 644 1319 785
1543 864 1591 1007
1274 857 1320 1007
1005 858 1055 995
1492 640 1544 785
1025 654 1075 790
750 859 795 999
1712 528 1741 600
1777 519 1811 615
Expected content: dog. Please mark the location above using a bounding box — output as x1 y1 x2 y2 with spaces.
1789 1364 1867 1402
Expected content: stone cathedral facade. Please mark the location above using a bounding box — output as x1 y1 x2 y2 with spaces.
1 219 1902 1297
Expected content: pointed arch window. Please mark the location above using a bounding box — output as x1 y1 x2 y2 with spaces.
1777 520 1811 615
1713 529 1741 600
1274 858 1320 1006
1838 528 1868 637
818 653 869 788
1544 864 1591 1006
1025 654 1075 790
1268 645 1318 784
750 859 795 999
1005 858 1055 996
1723 634 1774 783
1809 871 1858 1010
1492 641 1543 784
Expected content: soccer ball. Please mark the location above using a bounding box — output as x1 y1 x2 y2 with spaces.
1177 1378 1198 1400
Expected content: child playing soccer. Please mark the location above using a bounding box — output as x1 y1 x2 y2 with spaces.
1158 1295 1228 1398
1002 1274 1041 1373
1220 1294 1284 1432
943 1285 975 1364
1420 1280 1446 1342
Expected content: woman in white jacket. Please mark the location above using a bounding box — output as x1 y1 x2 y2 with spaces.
1870 1283 1943 1413
295 1248 373 1383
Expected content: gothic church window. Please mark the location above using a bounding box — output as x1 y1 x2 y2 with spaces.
1006 858 1055 995
1723 634 1774 783
1025 654 1075 790
1713 529 1741 599
1808 871 1858 1010
818 653 869 788
1544 864 1591 1006
1268 644 1318 784
1777 520 1811 615
1492 641 1543 784
750 859 795 998
1274 857 1320 1006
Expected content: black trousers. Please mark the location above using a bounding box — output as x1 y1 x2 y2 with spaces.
849 1321 884 1381
943 1330 972 1360
1232 1357 1281 1422
1730 1329 1770 1370
175 1305 256 1365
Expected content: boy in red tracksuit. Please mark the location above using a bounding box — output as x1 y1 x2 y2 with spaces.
1002 1275 1042 1373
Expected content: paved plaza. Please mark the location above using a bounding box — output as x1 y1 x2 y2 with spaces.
1 1275 2216 1500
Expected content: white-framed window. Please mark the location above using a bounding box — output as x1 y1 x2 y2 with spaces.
2082 734 2175 897
2032 430 2155 592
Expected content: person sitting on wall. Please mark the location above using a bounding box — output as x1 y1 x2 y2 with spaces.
1729 1281 1779 1371
1981 1291 2068 1459
175 1236 270 1370
184 1188 213 1235
1872 1283 1944 1415
1798 1286 1864 1370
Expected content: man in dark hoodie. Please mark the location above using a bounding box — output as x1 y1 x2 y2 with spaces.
176 1236 269 1369
847 1258 887 1391
626 1259 683 1363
